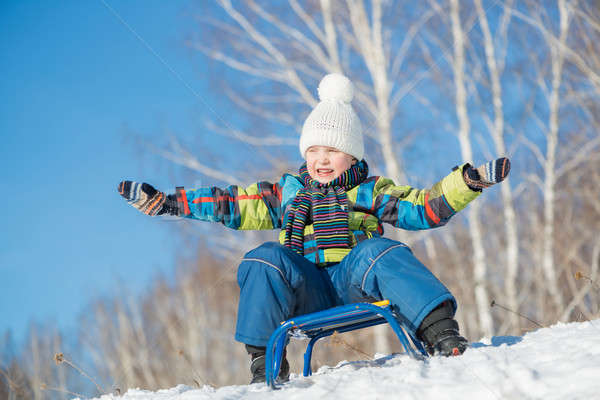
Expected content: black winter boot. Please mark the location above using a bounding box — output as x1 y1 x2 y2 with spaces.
417 301 468 357
246 345 290 384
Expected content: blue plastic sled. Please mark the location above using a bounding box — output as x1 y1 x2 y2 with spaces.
265 300 429 388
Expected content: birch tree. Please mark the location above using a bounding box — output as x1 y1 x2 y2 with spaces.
474 0 520 332
7 2 600 396
447 0 494 336
182 0 446 206
540 0 570 312
181 0 438 353
155 0 600 344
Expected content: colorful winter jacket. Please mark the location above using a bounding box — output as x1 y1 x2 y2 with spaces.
175 163 480 265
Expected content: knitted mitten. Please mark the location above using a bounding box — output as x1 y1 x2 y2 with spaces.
463 157 511 190
118 181 179 216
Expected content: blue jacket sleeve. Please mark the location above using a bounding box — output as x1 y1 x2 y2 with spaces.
174 178 284 230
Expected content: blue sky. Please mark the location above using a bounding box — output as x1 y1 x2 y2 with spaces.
0 0 531 347
0 1 217 343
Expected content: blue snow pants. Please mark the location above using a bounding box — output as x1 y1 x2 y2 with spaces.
235 238 456 347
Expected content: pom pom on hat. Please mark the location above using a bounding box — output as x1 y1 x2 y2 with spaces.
318 73 354 103
299 73 364 160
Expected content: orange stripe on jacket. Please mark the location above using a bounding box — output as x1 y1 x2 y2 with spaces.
273 183 282 202
424 192 441 225
177 187 191 216
192 194 263 203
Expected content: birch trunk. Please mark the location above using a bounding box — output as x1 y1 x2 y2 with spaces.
450 0 493 337
475 0 520 332
116 305 135 388
29 329 41 400
346 0 397 355
543 0 569 316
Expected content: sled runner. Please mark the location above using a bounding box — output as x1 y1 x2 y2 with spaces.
265 300 429 388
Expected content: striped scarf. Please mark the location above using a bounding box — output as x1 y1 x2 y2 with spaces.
284 160 369 256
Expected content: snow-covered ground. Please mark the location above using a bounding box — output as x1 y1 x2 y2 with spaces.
91 319 600 400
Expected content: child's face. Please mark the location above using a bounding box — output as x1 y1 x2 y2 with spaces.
305 146 357 184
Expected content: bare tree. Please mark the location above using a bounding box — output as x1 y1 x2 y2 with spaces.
473 0 520 331
508 0 600 322
166 0 600 334
447 0 494 336
6 2 600 398
180 0 442 353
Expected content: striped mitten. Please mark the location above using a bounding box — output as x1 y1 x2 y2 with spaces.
118 181 169 216
463 157 511 190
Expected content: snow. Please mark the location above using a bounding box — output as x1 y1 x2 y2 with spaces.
90 320 600 400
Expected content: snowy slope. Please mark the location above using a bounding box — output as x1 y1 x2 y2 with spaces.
91 320 600 400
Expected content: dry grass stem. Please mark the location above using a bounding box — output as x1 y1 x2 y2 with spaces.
54 352 105 395
329 331 372 360
41 382 88 399
491 300 544 328
177 349 214 387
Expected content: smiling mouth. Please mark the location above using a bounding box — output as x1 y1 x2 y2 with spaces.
317 169 334 175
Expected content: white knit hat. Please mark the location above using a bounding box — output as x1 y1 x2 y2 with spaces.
299 73 364 160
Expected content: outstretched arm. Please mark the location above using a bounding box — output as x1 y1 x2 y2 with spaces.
178 181 283 230
372 158 510 230
117 180 283 230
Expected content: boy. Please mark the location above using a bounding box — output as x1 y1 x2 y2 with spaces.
118 73 510 384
